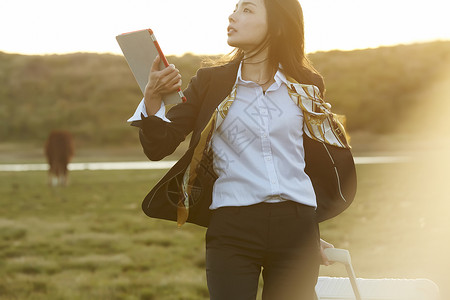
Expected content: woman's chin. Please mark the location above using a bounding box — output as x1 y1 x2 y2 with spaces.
227 37 241 48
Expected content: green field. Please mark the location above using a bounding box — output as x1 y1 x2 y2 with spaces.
1 154 449 299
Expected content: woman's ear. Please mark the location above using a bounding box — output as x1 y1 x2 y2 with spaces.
273 25 282 38
270 27 282 39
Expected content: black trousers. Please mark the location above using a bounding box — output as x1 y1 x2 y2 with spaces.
205 200 321 300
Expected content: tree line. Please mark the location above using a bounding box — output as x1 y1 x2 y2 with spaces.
1 41 449 147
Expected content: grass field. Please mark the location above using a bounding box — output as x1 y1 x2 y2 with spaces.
1 154 449 299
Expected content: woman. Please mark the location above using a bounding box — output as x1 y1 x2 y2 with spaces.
128 0 356 299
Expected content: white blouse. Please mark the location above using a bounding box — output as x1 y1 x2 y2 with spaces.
128 62 316 210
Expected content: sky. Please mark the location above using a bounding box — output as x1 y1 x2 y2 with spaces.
0 0 449 56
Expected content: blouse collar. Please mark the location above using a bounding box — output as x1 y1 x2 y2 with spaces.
235 61 288 90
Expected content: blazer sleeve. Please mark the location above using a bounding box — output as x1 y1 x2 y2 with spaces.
135 68 210 161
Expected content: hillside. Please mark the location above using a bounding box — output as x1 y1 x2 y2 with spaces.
1 41 449 147
311 41 450 133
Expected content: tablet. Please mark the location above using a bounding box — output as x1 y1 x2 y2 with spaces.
116 29 186 105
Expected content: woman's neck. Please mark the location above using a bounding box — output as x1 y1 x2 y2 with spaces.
241 48 275 88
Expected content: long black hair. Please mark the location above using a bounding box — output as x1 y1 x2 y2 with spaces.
228 0 324 92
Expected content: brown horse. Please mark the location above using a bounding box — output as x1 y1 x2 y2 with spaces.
45 130 74 186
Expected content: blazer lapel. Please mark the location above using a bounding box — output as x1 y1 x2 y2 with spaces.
177 60 240 226
191 60 240 142
143 60 241 228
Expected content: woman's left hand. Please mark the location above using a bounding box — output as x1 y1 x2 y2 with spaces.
319 238 335 266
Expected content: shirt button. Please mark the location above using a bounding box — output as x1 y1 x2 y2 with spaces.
266 157 272 161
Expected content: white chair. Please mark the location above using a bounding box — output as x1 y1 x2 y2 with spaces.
315 248 440 300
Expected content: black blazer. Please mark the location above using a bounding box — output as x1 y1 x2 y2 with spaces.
133 60 357 227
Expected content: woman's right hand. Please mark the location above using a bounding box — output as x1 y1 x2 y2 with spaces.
319 238 335 266
144 55 182 115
